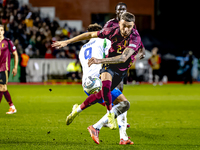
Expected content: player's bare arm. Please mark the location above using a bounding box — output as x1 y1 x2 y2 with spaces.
88 47 135 67
51 32 98 49
12 51 18 77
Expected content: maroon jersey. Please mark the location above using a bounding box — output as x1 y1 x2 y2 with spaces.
103 18 119 28
0 38 16 72
104 18 144 49
97 26 141 71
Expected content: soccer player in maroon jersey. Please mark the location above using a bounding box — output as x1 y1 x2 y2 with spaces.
0 25 18 114
104 2 145 92
52 12 144 131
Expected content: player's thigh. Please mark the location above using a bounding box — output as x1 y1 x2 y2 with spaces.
0 84 7 91
100 72 112 81
111 71 127 90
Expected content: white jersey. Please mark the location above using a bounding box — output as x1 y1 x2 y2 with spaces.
79 38 111 86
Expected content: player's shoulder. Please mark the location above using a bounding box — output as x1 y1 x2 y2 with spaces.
129 29 141 40
82 38 100 48
3 38 11 42
2 38 14 45
104 18 116 28
106 18 117 24
131 28 140 36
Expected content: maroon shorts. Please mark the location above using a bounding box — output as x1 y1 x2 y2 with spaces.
0 71 9 85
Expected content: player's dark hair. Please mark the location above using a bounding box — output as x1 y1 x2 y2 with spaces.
120 12 135 22
87 23 102 32
0 24 4 28
115 2 127 10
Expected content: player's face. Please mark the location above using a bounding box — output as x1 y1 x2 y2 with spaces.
116 5 127 20
119 19 134 38
0 27 4 38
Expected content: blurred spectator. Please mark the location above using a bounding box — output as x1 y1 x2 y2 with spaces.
183 51 194 84
66 59 82 81
25 44 33 57
148 47 163 85
32 49 42 58
45 48 54 58
0 0 85 59
20 50 29 82
24 12 33 28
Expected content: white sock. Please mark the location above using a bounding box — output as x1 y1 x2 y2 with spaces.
93 102 127 131
93 113 109 130
76 105 82 113
10 105 15 109
117 111 128 140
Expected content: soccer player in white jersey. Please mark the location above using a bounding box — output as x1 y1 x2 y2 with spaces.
68 23 133 145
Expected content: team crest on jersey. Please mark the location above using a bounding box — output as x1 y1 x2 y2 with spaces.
2 43 5 48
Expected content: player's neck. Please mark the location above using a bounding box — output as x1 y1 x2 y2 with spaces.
0 36 4 42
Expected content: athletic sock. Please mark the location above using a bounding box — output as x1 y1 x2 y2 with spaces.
76 105 82 113
93 113 109 130
101 80 112 111
93 103 128 131
3 91 13 106
117 111 128 140
0 92 3 103
10 105 16 109
80 90 102 110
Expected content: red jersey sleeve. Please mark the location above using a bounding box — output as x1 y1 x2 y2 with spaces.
127 34 141 52
8 40 16 53
97 27 112 39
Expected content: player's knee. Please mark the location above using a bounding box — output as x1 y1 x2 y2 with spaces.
122 100 130 112
114 100 130 117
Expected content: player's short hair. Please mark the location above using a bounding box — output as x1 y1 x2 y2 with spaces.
120 12 135 22
0 24 4 28
115 2 127 10
87 23 102 32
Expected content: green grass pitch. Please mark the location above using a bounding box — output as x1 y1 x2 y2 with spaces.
0 84 200 150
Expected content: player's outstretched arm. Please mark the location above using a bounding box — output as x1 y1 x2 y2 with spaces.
88 47 135 67
51 31 98 49
12 51 18 77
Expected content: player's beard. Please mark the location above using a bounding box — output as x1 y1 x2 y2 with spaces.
121 31 131 38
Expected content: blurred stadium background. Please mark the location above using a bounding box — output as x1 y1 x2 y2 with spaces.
1 0 199 84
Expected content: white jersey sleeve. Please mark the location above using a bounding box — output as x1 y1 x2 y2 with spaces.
79 38 111 86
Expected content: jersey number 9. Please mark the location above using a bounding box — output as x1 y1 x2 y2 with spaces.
84 47 92 59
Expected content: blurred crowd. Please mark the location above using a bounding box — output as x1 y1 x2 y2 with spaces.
0 0 84 59
1 0 199 83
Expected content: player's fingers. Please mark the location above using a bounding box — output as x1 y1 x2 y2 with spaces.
88 58 94 67
51 42 60 47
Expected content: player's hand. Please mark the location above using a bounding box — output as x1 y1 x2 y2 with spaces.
88 57 100 67
139 48 146 60
12 67 17 77
51 41 68 49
